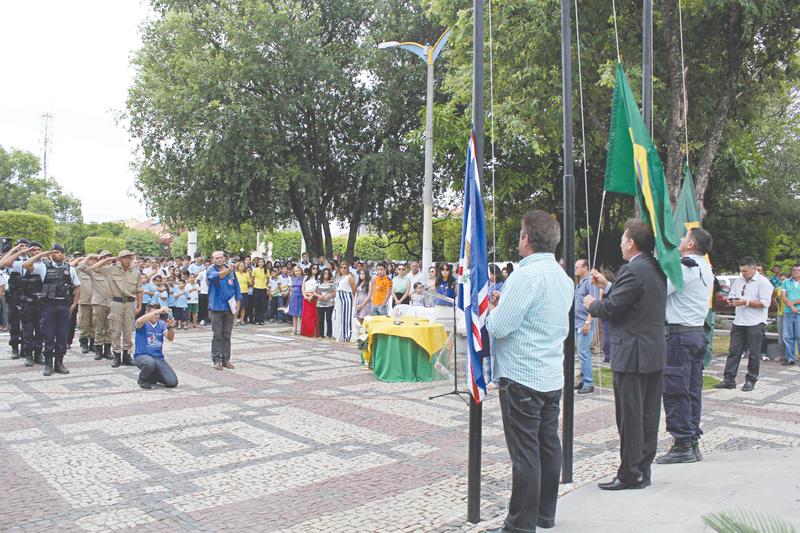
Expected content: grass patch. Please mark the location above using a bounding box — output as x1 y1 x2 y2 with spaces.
591 367 720 390
712 335 730 355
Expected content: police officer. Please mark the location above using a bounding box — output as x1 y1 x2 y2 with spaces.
66 253 83 350
79 251 113 360
75 253 95 354
91 250 142 367
2 239 28 359
0 241 46 366
27 244 81 376
656 227 714 464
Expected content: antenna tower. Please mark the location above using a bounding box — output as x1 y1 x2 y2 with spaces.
40 112 54 179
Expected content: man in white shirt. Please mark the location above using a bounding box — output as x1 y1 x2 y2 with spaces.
716 256 774 391
407 261 426 290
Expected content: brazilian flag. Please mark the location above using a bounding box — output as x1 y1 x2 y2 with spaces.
604 63 683 290
673 164 701 238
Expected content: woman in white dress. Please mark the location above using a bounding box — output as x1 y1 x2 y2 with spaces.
334 262 356 342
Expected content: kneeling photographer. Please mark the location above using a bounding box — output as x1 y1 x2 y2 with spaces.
133 303 178 390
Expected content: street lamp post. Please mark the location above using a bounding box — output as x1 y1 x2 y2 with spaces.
378 29 450 274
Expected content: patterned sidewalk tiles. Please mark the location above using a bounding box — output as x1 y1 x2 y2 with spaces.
0 325 798 532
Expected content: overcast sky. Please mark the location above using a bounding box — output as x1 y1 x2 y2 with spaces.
0 0 152 223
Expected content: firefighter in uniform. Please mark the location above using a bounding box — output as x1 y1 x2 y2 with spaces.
75 253 95 354
66 253 83 350
3 239 29 359
30 244 81 376
91 250 141 367
1 241 46 366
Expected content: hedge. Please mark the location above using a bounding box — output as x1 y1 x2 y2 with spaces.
84 236 126 256
0 210 55 249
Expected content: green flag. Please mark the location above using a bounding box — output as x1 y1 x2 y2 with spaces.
673 164 701 238
604 63 683 290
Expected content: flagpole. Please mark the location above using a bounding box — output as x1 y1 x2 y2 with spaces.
642 0 653 132
559 0 576 484
467 0 484 524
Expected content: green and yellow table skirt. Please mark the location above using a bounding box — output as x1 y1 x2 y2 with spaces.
360 316 448 382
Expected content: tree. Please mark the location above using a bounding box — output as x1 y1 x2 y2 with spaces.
0 145 83 224
126 0 438 260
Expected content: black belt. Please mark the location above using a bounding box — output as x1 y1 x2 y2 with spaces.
112 296 136 303
667 324 703 334
44 298 69 304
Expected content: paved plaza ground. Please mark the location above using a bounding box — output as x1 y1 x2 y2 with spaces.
0 324 798 532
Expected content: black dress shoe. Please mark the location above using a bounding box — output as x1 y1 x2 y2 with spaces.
656 441 697 464
713 381 735 389
578 385 595 394
574 381 584 390
538 517 556 528
741 381 755 392
598 477 646 491
782 360 796 366
138 378 152 390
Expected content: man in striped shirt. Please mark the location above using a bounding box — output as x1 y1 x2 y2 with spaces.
486 210 573 533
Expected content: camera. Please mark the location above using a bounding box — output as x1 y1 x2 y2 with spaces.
1 237 12 254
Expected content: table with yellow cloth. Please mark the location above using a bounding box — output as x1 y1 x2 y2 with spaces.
361 316 448 382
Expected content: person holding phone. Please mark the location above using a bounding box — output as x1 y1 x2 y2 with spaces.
133 303 178 389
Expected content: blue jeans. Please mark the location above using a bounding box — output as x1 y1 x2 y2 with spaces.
134 354 178 387
784 313 800 363
577 321 596 386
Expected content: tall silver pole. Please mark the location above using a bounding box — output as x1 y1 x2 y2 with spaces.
642 0 653 131
423 59 435 272
467 0 484 524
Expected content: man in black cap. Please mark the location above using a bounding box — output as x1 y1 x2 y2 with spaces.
21 244 81 375
0 240 46 366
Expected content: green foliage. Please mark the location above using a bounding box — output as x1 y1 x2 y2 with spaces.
84 236 125 256
353 235 389 261
702 509 798 533
264 231 302 261
170 232 188 257
772 233 800 273
0 145 83 224
122 229 162 257
0 210 56 249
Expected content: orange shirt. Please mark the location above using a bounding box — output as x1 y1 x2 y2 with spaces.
371 275 392 306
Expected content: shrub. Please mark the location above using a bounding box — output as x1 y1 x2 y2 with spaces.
0 210 55 249
84 236 126 255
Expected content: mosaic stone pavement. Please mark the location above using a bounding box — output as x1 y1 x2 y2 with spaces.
0 325 798 532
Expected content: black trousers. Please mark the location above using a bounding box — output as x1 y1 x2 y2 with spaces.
723 324 764 384
253 288 267 322
498 378 561 533
7 293 22 347
209 310 233 364
317 306 333 337
42 302 71 356
198 294 209 324
613 370 663 484
67 304 78 346
663 331 706 443
20 299 43 355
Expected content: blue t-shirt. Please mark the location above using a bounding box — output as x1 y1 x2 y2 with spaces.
141 283 155 305
167 286 177 307
175 287 188 308
134 320 168 358
154 287 168 307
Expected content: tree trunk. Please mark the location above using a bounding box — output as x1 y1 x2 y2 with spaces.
661 0 686 206
322 215 333 259
694 5 746 217
344 212 361 262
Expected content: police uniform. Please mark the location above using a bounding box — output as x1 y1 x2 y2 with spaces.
36 246 81 376
77 260 94 353
4 238 28 358
657 253 713 464
80 250 113 361
10 257 45 367
98 250 142 367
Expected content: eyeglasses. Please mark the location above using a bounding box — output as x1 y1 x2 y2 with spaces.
441 266 451 271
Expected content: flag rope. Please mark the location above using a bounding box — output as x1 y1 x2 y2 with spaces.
488 0 497 267
678 0 690 168
574 0 592 267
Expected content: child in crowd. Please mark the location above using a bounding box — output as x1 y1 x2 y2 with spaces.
174 280 189 329
278 265 292 323
185 274 199 328
268 267 280 322
410 282 425 307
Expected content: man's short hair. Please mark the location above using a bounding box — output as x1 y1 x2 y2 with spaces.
688 227 713 255
624 219 655 254
521 210 561 254
194 252 202 258
739 256 757 267
376 261 387 269
576 258 589 269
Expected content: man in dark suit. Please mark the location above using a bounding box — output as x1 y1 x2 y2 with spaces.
583 219 667 490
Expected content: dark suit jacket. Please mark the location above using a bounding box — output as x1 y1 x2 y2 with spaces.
588 254 667 374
